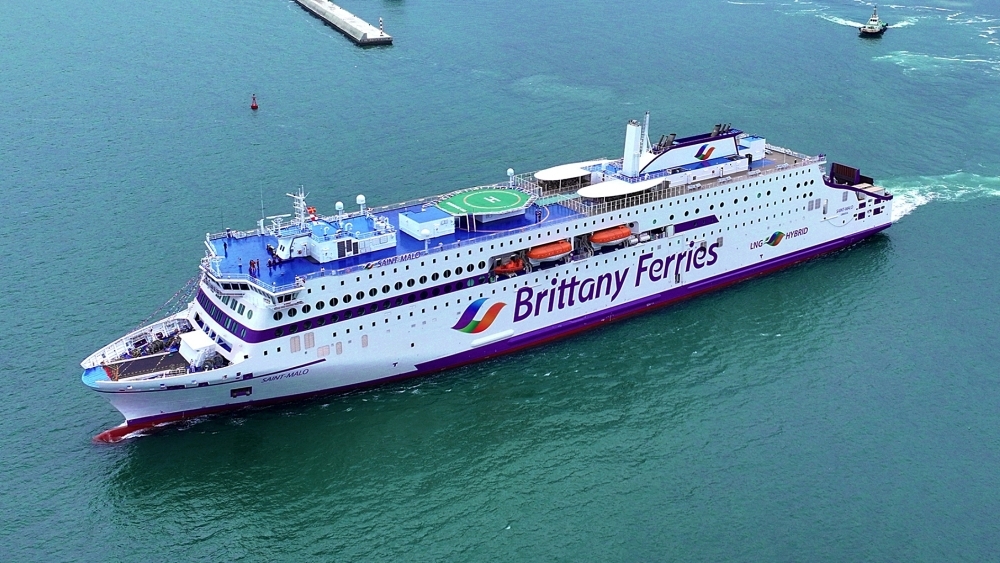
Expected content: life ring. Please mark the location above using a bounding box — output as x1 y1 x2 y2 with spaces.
343 222 353 232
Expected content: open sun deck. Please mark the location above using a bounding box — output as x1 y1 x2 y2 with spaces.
202 127 825 297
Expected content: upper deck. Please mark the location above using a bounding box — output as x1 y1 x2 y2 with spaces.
204 144 823 296
202 120 827 296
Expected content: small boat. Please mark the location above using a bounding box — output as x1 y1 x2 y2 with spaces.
859 6 888 37
590 225 632 248
493 256 526 275
527 240 572 265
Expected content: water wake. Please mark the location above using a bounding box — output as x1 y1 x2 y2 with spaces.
881 172 1000 221
872 50 1000 74
820 14 864 27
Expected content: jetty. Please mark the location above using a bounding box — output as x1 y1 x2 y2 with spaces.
293 0 392 46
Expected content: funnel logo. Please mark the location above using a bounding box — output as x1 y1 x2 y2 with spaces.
694 144 716 161
452 298 506 333
766 232 785 246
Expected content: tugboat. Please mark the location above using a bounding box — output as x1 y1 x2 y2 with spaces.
859 6 888 37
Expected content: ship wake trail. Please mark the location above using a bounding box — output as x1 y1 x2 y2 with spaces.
820 15 865 27
882 172 1000 221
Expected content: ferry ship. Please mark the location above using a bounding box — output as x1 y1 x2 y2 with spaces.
82 114 893 441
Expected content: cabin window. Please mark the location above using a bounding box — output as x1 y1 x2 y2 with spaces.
302 304 311 314
343 294 352 304
273 311 283 321
329 297 339 307
316 301 325 310
356 291 364 301
288 308 297 317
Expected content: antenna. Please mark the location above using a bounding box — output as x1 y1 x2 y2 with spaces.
642 111 651 153
260 186 265 222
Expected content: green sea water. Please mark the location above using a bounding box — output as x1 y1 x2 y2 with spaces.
2 0 999 560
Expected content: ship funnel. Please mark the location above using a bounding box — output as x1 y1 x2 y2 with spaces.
622 119 643 177
711 124 722 137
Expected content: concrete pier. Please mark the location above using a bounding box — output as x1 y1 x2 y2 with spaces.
293 0 392 46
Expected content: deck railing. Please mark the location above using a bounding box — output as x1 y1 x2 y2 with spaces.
202 151 827 294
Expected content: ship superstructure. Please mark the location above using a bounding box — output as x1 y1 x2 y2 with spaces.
82 114 893 441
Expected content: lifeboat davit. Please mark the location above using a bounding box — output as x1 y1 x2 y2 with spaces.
527 240 572 265
590 225 631 248
493 256 526 276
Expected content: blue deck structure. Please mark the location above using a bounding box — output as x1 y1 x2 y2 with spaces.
209 200 584 290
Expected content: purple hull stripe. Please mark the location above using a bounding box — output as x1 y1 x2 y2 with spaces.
122 224 888 428
674 214 720 234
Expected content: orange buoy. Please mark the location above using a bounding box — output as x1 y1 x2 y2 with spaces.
251 94 259 111
527 240 572 263
590 225 631 247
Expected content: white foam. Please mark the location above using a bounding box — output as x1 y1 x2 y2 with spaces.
820 14 865 27
881 172 1000 221
888 17 918 28
872 50 1000 74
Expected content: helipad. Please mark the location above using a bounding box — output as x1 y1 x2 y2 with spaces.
436 187 534 217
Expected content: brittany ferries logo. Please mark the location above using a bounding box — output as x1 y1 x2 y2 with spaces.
694 144 716 161
452 298 506 333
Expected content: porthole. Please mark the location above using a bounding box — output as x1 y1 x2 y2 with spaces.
432 272 440 281
343 294 352 304
289 324 298 334
275 328 284 337
329 297 339 307
382 285 390 294
302 304 311 314
395 281 403 290
316 301 325 310
316 316 325 326
247 310 253 319
356 291 364 300
444 270 452 278
767 191 771 196
670 215 675 220
734 199 738 204
420 290 428 300
344 310 353 320
273 311 283 321
757 193 761 198
467 279 475 287
684 211 689 216
332 313 340 322
432 288 440 296
288 308 298 317
744 196 748 201
695 208 700 213
478 261 486 269
357 307 365 316
407 279 415 287
420 275 427 284
304 320 312 330
369 288 377 297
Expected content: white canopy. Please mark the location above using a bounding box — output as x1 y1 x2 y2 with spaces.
534 160 605 182
577 176 663 199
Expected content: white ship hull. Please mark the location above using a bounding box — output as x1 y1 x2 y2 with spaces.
82 120 893 440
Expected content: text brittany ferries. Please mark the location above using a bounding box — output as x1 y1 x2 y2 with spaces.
81 113 893 441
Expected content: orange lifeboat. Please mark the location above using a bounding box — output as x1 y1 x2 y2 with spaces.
493 256 526 275
527 240 572 264
590 225 631 247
